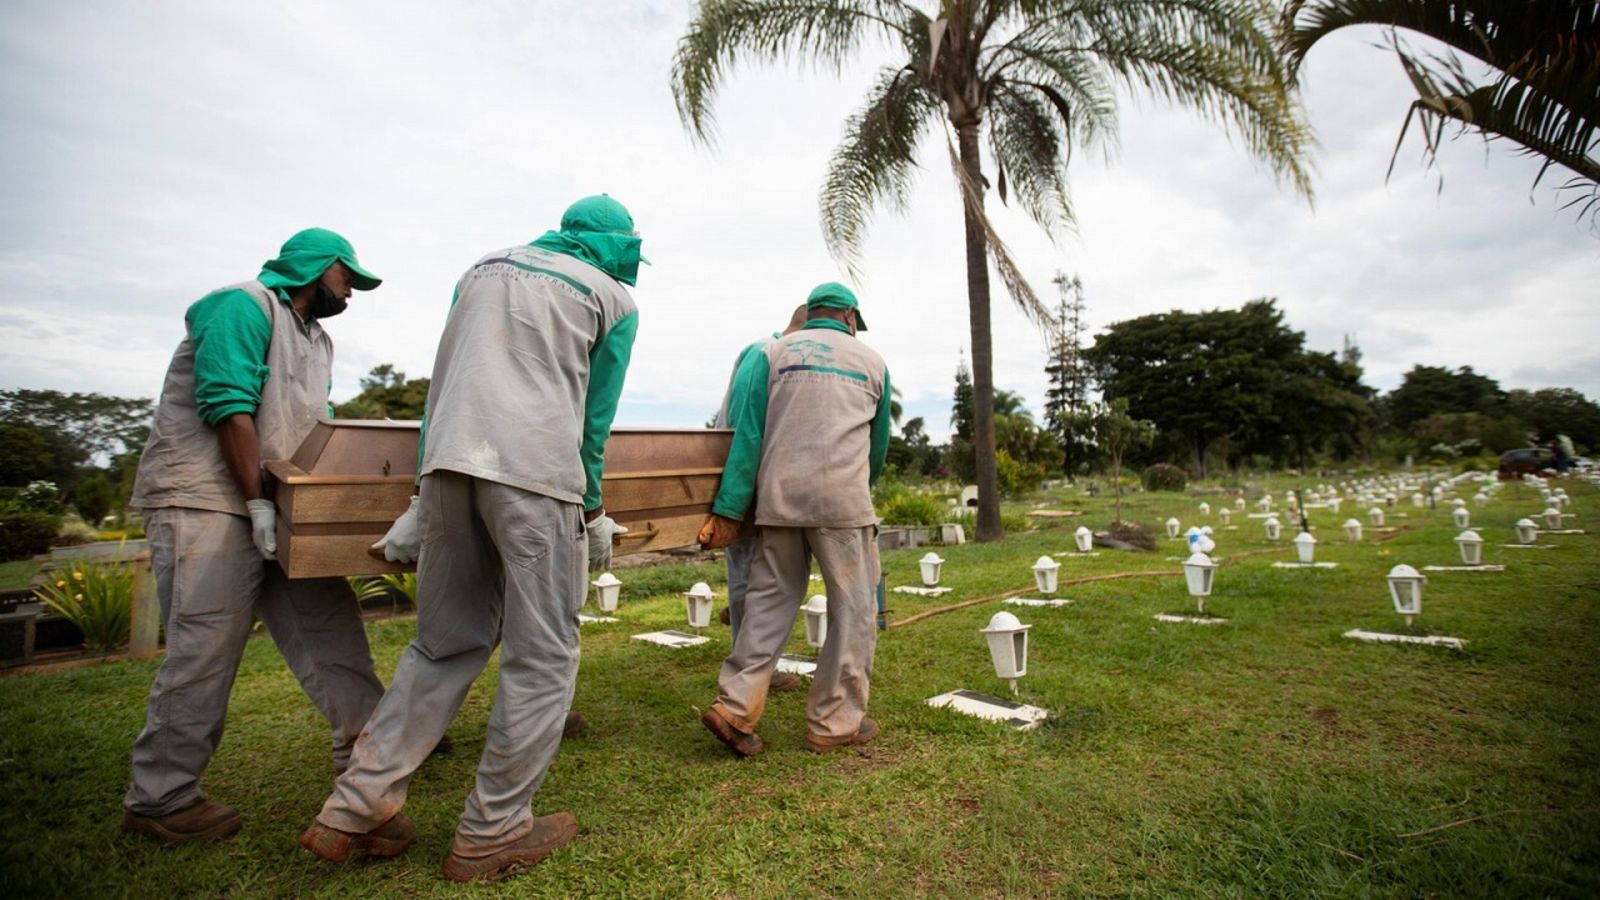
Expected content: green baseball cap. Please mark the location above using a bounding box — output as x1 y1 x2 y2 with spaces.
258 227 382 292
806 281 866 331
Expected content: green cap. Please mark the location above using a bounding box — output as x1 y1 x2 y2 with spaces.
258 228 381 292
806 281 866 331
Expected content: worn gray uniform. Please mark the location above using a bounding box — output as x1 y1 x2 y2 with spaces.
709 321 890 744
126 281 383 817
317 245 636 854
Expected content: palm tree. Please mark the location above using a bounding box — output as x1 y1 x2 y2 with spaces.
673 0 1311 540
1281 0 1600 225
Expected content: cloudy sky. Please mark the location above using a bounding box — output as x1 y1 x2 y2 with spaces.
2 0 1595 441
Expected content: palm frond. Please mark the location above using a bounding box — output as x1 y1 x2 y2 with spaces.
821 65 943 271
987 83 1075 234
1010 0 1316 198
1283 0 1599 221
945 135 1051 323
672 0 916 144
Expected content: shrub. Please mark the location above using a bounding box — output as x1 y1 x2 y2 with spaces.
995 449 1046 497
0 511 60 561
75 472 116 526
877 491 946 527
34 559 133 652
1142 463 1187 492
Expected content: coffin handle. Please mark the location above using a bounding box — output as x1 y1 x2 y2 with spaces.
615 526 658 544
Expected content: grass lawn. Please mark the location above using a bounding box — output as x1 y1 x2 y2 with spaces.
0 559 40 590
2 475 1597 897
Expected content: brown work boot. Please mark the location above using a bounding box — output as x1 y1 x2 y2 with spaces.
701 706 763 757
122 799 242 843
299 813 415 862
563 709 587 739
770 672 804 692
806 717 879 754
441 812 579 883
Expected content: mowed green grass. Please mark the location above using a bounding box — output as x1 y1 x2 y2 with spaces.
2 477 1597 897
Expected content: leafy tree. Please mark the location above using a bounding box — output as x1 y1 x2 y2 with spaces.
75 471 117 526
0 421 82 488
1267 349 1374 468
1282 0 1600 225
1085 300 1309 477
1506 387 1600 450
1386 364 1506 431
1088 398 1155 522
335 365 430 420
672 0 1312 540
0 389 152 461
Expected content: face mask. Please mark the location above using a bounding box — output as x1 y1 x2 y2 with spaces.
310 282 348 319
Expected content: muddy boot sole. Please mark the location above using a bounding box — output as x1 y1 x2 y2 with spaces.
300 814 415 862
442 812 579 883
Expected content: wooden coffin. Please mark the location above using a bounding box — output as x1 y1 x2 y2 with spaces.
266 421 732 579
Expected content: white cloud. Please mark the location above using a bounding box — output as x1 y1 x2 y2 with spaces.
1 1 1595 445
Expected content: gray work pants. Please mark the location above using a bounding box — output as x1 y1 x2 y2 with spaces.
125 507 384 816
317 471 584 853
724 536 757 637
711 525 879 741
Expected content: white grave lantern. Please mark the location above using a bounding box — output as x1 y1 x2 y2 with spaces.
1368 507 1386 527
1264 517 1282 541
1258 495 1273 512
1219 508 1232 525
591 572 622 613
1198 502 1211 517
1166 517 1181 539
980 611 1031 693
1412 493 1425 508
1450 498 1466 509
1294 531 1318 564
1031 555 1061 594
1515 518 1538 545
1073 526 1094 553
1235 497 1246 511
1543 507 1563 530
1454 530 1484 566
1386 564 1426 626
1385 492 1397 508
684 582 715 629
1343 518 1363 542
1182 552 1217 606
1452 507 1470 529
1474 492 1489 507
1327 497 1341 514
803 595 828 648
919 552 945 586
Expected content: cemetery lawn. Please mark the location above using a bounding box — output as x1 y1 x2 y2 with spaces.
2 479 1597 897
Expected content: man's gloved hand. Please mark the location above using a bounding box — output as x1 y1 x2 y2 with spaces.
586 513 627 573
246 499 277 561
697 514 742 550
371 496 421 563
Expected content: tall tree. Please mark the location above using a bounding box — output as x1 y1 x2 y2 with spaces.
1084 300 1308 477
1043 271 1092 477
0 389 152 461
951 353 975 442
1386 364 1506 431
1507 387 1600 449
673 0 1312 539
1281 0 1600 224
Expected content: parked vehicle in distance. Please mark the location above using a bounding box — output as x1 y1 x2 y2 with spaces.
1498 447 1555 480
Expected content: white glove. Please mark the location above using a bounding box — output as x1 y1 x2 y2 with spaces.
372 496 422 564
586 514 628 573
246 499 277 561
